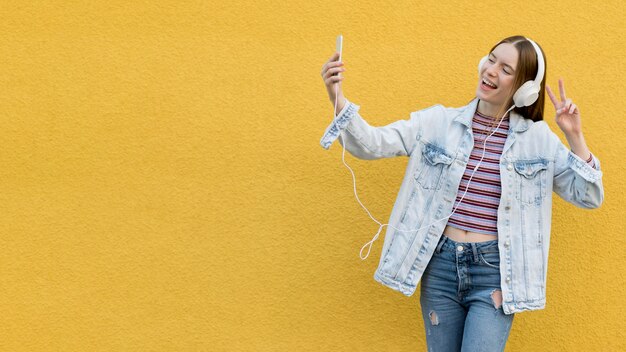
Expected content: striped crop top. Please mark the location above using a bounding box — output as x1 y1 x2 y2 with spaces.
446 110 597 236
446 111 509 235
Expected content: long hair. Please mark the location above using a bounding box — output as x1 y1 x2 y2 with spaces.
475 35 547 124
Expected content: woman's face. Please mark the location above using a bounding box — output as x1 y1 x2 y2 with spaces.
476 43 519 107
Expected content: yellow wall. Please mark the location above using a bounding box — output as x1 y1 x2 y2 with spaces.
0 1 624 350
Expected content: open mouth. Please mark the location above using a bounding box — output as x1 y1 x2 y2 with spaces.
481 78 497 90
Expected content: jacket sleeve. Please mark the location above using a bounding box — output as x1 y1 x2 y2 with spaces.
319 99 423 159
551 133 604 209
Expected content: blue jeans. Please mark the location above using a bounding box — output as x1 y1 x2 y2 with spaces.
419 235 515 352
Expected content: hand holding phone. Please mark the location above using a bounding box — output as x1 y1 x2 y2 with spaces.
320 35 346 110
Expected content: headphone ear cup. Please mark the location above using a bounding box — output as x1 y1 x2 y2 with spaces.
513 81 540 107
478 55 488 76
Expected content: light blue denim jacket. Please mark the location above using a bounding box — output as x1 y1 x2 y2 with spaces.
319 97 604 315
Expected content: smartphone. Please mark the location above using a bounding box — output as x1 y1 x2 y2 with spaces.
336 34 343 77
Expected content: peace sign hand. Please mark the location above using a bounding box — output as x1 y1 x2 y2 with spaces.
546 78 583 136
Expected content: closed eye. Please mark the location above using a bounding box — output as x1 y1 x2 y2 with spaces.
488 58 511 75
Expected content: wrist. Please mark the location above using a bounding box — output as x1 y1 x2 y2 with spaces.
565 132 586 151
332 95 347 111
564 131 584 143
338 96 347 111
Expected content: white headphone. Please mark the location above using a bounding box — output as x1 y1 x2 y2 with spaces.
478 37 545 107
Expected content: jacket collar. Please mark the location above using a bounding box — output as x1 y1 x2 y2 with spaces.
453 97 533 133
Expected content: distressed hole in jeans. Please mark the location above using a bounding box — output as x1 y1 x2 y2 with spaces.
491 289 503 309
429 310 439 325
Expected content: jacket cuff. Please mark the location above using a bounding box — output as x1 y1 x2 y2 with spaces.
319 100 360 150
567 150 602 183
586 153 598 170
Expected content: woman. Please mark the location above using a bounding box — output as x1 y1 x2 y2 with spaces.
319 35 604 351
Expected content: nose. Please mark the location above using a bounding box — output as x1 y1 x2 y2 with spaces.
484 64 498 77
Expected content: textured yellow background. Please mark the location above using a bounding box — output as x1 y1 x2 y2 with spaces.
0 1 624 351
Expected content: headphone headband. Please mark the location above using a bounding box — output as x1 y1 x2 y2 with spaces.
525 38 545 88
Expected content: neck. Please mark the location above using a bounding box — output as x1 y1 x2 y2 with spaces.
477 99 509 119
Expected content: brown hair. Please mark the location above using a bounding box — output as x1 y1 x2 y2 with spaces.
474 35 547 125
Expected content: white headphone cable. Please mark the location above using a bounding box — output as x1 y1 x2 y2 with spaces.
331 84 514 260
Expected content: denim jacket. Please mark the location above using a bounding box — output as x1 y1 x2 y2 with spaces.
319 97 604 315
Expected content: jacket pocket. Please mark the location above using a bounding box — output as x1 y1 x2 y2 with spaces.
513 159 548 205
415 143 454 190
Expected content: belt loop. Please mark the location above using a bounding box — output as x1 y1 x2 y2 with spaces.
436 236 447 254
471 243 479 262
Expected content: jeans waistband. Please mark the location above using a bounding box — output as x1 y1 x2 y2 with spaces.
435 235 499 255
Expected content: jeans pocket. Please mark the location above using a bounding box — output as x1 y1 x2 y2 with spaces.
478 251 500 269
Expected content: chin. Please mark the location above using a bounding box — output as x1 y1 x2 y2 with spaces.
477 89 499 103
476 88 488 101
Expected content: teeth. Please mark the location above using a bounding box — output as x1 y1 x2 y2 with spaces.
483 79 497 88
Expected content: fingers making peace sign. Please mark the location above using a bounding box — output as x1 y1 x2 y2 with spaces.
546 78 583 136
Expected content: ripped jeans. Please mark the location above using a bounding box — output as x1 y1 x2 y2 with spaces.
419 235 515 352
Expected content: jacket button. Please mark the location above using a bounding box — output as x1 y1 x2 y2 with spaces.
507 163 513 171
506 276 511 283
457 245 464 252
504 240 510 247
505 205 510 211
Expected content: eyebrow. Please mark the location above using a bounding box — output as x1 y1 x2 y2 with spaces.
489 53 516 72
